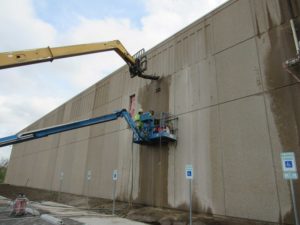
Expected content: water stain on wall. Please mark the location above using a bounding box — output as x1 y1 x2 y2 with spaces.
263 2 300 223
135 75 172 207
176 195 212 215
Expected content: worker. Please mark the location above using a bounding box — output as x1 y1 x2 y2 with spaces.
134 108 143 130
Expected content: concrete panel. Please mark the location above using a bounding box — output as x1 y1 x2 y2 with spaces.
104 98 122 134
90 105 108 138
62 101 74 123
7 158 19 185
5 158 17 184
169 75 176 115
122 70 139 96
145 50 155 76
124 71 171 207
94 80 110 110
51 140 88 195
69 91 95 120
60 89 95 146
30 150 53 189
115 129 134 201
58 129 81 147
119 95 131 130
184 21 213 64
83 135 104 197
57 144 76 193
213 0 254 53
21 147 59 191
167 43 175 75
51 148 65 192
173 107 224 214
68 140 89 195
58 112 93 147
45 148 60 190
189 59 217 110
174 59 217 114
264 84 300 222
148 42 175 77
52 141 89 195
10 143 25 159
103 133 120 199
251 0 294 35
220 95 279 222
95 132 120 199
13 158 23 186
256 27 297 91
107 72 124 102
137 75 171 113
18 154 36 187
24 120 43 131
23 139 42 156
216 38 262 103
174 34 189 72
135 144 169 207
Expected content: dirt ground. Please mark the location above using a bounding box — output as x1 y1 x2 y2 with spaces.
0 184 139 215
0 184 283 225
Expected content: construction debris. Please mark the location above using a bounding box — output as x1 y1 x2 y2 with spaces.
40 214 63 225
10 194 27 217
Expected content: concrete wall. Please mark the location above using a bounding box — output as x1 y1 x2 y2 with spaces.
5 0 300 223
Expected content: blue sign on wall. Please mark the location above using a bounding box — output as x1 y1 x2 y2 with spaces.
285 161 293 168
185 165 193 180
281 152 298 180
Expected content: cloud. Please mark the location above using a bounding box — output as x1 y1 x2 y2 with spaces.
0 0 56 50
0 0 227 160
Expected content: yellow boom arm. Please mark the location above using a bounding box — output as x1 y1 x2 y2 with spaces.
0 40 158 80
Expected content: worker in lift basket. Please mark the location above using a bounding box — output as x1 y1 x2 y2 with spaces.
134 108 143 130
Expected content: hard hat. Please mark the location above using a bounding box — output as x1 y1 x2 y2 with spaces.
138 108 143 112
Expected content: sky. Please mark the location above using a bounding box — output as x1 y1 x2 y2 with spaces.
0 0 227 160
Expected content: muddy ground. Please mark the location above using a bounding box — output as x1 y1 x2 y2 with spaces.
0 184 284 225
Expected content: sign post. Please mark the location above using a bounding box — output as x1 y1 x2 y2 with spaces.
112 169 118 215
86 170 92 208
185 165 193 225
58 172 64 202
281 152 299 225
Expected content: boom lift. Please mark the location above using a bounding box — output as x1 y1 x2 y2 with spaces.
0 40 159 80
0 40 175 147
0 109 177 148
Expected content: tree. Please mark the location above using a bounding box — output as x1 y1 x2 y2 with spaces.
0 158 9 183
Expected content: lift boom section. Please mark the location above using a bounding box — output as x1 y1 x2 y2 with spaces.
0 109 176 148
0 40 159 80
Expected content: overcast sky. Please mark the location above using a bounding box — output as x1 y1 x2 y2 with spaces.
0 0 227 160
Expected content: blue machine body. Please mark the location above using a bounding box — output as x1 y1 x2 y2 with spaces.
0 109 176 147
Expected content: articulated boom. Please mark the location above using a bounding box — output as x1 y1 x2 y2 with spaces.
0 109 177 148
0 40 159 80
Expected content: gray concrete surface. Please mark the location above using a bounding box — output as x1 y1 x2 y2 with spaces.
0 199 145 225
71 217 147 225
5 0 300 224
